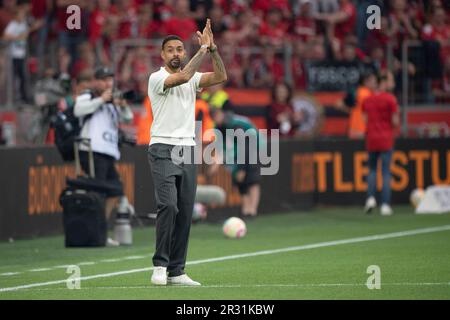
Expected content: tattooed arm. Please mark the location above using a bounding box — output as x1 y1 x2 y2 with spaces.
199 49 228 88
199 19 228 88
163 45 209 90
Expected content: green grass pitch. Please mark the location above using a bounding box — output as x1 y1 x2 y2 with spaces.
0 206 449 300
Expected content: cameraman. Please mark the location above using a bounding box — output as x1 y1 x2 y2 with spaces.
74 67 134 246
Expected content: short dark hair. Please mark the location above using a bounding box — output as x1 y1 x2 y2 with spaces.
271 82 293 104
94 66 114 79
359 71 377 85
162 35 183 50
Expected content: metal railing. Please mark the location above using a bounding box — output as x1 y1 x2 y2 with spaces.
385 40 450 136
0 40 14 109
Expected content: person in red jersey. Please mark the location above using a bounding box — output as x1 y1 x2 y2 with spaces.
362 71 400 216
161 0 197 40
88 0 118 44
258 7 289 48
421 7 450 61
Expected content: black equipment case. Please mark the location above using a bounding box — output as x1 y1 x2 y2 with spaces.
59 138 109 247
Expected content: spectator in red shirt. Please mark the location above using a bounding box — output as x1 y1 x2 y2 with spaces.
366 16 391 53
258 7 288 49
315 0 356 43
291 41 307 90
155 0 174 22
135 3 161 39
217 0 248 16
88 0 118 44
115 0 138 39
93 13 120 67
0 0 16 35
226 8 261 48
88 0 117 44
31 0 47 22
161 0 197 40
268 82 294 137
117 2 161 39
291 0 316 42
245 46 284 88
333 0 356 41
252 0 291 19
421 7 450 61
386 0 419 52
362 71 400 216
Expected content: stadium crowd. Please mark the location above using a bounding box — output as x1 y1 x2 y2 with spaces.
0 0 449 143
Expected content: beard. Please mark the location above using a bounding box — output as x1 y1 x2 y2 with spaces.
170 58 181 69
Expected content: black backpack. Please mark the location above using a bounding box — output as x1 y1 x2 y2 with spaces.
53 93 92 161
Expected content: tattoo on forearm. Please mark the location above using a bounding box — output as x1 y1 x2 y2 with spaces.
183 49 208 78
211 51 227 79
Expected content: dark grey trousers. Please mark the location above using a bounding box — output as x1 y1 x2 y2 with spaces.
148 143 197 277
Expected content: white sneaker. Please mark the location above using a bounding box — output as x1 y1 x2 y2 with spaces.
380 204 393 216
106 237 120 247
364 196 377 214
167 274 201 286
151 266 167 285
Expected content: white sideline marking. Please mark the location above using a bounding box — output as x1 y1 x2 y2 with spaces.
13 282 450 291
1 224 450 293
123 255 147 260
100 259 121 263
0 272 21 276
77 262 96 266
29 268 52 272
3 255 150 275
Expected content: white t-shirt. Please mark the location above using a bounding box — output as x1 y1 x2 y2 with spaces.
4 20 28 59
148 67 203 146
75 93 121 160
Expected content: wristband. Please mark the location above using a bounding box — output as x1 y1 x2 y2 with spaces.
200 44 209 50
209 46 217 53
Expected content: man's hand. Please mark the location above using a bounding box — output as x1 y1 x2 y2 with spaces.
113 97 128 107
196 21 210 48
197 17 227 87
101 89 112 103
205 18 217 52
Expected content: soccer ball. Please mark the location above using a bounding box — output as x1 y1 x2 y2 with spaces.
410 188 425 208
223 217 247 239
192 203 207 223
